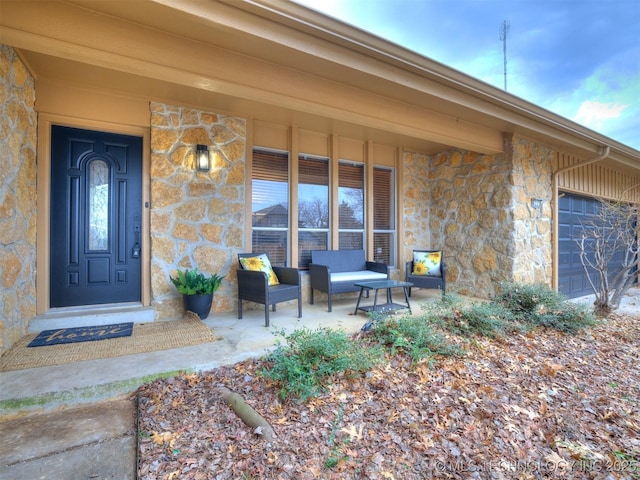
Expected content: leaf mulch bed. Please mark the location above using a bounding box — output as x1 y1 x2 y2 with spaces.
137 313 639 479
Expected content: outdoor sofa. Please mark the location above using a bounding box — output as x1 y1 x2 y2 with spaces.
309 249 390 312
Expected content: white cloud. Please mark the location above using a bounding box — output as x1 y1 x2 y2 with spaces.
573 101 628 130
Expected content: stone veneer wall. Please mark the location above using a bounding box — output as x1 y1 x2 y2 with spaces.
508 135 553 285
425 135 553 299
150 103 246 320
428 148 513 297
402 151 433 260
0 45 37 354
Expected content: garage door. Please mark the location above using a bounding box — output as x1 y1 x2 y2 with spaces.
558 192 631 298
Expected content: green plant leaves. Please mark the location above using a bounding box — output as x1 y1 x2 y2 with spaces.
170 268 224 295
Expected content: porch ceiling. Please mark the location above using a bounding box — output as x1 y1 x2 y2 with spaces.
16 50 452 154
1 0 639 172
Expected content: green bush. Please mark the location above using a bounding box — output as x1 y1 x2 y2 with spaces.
370 314 461 362
532 302 597 333
495 282 597 332
494 282 563 317
260 327 384 401
169 268 224 295
451 301 517 338
260 283 597 402
427 298 517 338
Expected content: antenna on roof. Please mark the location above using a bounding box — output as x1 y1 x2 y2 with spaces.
500 20 510 91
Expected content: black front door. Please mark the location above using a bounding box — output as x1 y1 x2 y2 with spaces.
50 126 143 307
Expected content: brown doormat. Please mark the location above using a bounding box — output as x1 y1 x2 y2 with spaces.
0 312 217 372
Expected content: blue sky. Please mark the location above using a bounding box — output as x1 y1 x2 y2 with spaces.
294 0 640 151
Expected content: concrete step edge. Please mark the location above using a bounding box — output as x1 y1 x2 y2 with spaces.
0 368 190 419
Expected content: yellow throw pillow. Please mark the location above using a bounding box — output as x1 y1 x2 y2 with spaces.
412 251 442 276
240 254 280 286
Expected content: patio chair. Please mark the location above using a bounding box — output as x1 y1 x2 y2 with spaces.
237 253 302 327
405 250 446 297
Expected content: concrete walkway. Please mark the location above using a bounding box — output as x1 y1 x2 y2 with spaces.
1 287 637 480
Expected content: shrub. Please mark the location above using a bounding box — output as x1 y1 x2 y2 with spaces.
453 301 518 337
427 298 517 338
495 282 597 332
260 327 384 401
370 314 461 362
494 282 563 318
532 302 597 333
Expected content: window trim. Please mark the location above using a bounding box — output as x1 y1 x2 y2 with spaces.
250 139 398 269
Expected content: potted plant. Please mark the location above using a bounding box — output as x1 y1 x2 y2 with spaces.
170 268 225 320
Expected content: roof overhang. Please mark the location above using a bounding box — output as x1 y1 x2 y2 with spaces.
1 0 638 172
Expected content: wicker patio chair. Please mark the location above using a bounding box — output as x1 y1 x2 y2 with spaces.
405 250 446 297
237 253 302 327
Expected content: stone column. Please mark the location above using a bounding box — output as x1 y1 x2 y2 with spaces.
508 135 553 285
0 45 37 354
425 135 553 299
428 148 515 298
149 103 246 320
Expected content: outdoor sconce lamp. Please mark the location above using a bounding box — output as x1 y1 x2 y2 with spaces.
196 144 210 172
531 198 544 209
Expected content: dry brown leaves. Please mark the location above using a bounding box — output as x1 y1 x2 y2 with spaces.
137 313 639 480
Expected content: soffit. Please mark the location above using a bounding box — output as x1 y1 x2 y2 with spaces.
61 0 516 127
21 50 451 154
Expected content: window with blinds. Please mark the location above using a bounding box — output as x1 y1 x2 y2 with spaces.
250 148 396 268
338 161 365 250
251 149 289 266
298 155 329 267
373 166 396 266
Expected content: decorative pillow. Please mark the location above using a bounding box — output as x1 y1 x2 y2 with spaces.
239 254 280 286
412 251 442 276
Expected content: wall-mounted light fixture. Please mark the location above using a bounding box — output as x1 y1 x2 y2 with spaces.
196 144 210 172
531 198 544 209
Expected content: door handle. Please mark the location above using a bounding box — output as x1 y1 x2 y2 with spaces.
132 226 141 258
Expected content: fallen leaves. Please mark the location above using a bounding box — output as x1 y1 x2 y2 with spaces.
137 312 640 479
151 431 180 447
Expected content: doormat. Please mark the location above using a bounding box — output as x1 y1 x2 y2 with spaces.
27 322 134 347
0 312 217 372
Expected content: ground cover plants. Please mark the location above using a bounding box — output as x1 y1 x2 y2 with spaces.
137 283 638 479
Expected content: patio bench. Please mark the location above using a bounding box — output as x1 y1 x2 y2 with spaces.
309 249 390 312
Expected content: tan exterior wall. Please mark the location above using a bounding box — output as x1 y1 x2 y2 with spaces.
149 103 246 320
0 45 37 354
555 152 640 203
